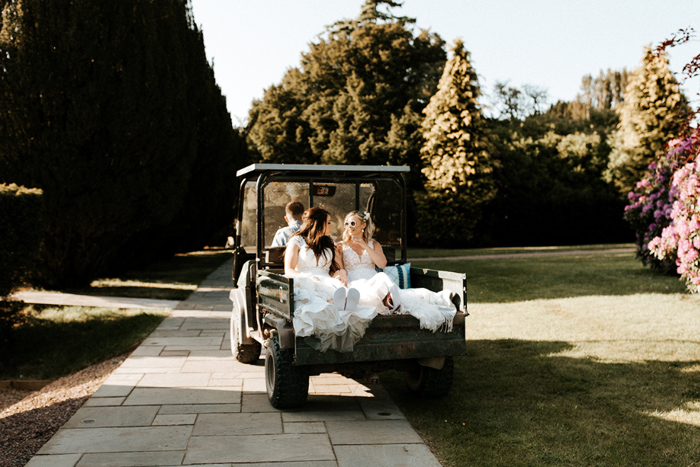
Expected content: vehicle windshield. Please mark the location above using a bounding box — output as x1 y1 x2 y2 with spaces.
239 177 404 262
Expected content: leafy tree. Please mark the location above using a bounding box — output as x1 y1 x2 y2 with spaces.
247 0 445 189
416 39 497 245
492 81 526 120
0 0 243 286
605 47 691 195
483 90 630 248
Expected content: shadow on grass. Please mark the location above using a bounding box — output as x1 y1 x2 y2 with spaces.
62 285 194 301
61 250 232 301
0 311 164 380
382 339 700 466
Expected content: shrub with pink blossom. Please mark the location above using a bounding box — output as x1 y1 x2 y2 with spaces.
623 138 688 270
648 128 700 292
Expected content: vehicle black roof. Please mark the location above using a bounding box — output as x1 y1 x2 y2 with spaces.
236 163 410 178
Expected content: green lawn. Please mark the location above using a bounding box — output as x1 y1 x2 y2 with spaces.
382 247 700 466
412 250 686 303
0 306 166 380
63 249 232 301
408 243 635 259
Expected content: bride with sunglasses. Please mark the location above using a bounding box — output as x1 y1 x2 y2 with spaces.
333 210 457 332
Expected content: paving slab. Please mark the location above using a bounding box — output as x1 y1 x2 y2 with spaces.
241 393 283 413
131 345 165 356
25 454 82 467
184 433 335 464
124 387 241 406
83 397 126 407
325 420 424 445
142 336 223 347
118 356 187 369
76 451 185 467
25 256 442 466
63 405 160 428
38 426 192 454
334 444 443 467
231 464 337 467
137 373 212 387
91 381 137 398
193 412 282 436
283 421 327 434
158 403 241 415
356 397 407 420
153 414 197 426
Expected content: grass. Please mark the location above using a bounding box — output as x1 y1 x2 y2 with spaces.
0 306 167 380
412 251 687 303
381 246 700 466
2 249 232 380
49 249 233 301
408 242 635 259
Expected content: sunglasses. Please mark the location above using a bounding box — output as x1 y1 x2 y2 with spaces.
344 220 357 227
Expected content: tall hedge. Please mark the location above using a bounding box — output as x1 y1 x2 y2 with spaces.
0 0 243 285
0 184 44 297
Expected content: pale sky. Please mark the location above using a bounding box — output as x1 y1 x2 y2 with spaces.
190 0 699 125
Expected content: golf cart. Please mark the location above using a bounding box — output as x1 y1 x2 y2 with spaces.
229 164 467 408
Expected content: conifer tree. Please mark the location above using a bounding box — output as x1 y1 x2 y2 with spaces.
416 39 497 245
605 47 690 195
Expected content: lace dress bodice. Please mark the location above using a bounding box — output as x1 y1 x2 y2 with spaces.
340 239 457 332
342 241 377 282
292 236 333 277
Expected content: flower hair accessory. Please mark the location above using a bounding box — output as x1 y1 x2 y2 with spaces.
362 211 371 221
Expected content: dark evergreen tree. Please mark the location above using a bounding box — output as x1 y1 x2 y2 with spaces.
416 39 497 245
0 0 244 286
605 48 691 195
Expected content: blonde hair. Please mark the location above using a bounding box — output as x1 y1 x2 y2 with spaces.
342 210 375 244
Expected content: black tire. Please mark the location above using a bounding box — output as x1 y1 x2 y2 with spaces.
230 292 261 363
404 356 454 398
265 336 309 408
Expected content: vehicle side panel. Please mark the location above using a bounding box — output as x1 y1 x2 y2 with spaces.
294 313 466 366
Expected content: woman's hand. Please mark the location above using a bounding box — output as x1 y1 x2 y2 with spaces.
350 235 369 250
350 237 387 269
333 268 347 286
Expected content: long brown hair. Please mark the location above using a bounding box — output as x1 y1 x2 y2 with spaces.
289 207 336 269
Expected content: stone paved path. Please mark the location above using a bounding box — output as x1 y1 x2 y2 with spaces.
25 257 441 467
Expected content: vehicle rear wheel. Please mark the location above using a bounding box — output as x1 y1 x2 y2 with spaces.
265 335 308 408
404 356 454 398
230 290 261 363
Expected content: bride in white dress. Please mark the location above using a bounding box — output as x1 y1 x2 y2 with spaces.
334 211 457 332
284 207 378 353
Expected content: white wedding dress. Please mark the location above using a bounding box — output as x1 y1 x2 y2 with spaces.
288 236 378 353
342 241 457 332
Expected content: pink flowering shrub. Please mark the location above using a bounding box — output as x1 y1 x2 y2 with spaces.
648 128 700 292
623 140 687 270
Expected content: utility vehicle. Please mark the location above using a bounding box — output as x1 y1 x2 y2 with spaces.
229 164 467 408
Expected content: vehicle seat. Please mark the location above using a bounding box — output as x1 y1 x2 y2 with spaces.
264 246 286 272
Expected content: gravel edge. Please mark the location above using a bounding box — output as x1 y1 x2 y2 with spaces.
0 354 128 467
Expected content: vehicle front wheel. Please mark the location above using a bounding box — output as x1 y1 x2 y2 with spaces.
404 356 454 398
265 336 309 408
